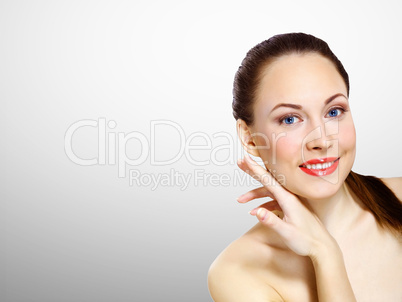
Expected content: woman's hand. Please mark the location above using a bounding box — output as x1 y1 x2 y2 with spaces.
236 154 357 301
236 154 337 259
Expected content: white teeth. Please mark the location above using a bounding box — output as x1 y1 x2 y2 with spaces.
303 160 336 170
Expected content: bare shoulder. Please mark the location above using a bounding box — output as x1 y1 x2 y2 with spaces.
207 224 284 302
381 176 402 201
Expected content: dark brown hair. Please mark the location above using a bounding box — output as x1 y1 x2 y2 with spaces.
232 32 402 234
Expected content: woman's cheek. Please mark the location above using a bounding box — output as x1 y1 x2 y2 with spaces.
270 131 300 168
339 120 356 151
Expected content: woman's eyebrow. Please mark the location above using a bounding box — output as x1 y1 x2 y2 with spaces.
270 93 348 113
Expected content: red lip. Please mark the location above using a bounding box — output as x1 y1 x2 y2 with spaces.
299 157 339 166
299 157 340 177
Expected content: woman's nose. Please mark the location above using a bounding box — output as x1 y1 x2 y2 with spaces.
306 137 331 150
303 121 336 151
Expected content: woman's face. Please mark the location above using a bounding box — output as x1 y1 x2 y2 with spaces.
249 53 356 200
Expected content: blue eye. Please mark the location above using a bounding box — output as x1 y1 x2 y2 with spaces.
281 116 300 125
284 117 295 124
327 108 345 118
329 109 340 117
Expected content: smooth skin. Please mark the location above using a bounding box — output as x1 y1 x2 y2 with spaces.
208 53 402 301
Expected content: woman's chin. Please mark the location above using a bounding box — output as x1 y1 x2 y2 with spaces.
287 181 342 201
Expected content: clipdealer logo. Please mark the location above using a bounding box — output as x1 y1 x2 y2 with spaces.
64 118 243 176
63 118 289 190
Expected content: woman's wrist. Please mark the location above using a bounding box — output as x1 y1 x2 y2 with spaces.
310 237 342 267
309 239 357 301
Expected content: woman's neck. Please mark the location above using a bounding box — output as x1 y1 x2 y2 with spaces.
299 183 365 239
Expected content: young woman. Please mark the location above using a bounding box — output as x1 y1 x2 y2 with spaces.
208 33 402 302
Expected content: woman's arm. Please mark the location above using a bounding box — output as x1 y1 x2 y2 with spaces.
310 240 356 301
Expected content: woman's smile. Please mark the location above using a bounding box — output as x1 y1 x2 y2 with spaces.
299 157 340 176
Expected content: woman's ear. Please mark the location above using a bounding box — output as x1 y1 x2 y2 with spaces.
236 119 260 157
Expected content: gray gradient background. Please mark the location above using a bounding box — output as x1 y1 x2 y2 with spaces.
2 0 402 301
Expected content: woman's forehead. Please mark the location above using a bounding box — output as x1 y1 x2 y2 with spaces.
255 53 347 111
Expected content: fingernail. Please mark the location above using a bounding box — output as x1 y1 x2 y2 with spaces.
237 194 245 202
249 208 258 215
257 208 267 221
237 158 242 166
